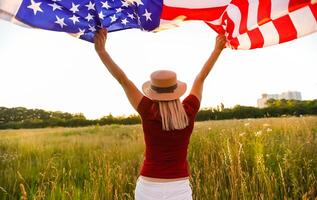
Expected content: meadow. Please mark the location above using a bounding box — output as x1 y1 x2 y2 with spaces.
0 117 316 200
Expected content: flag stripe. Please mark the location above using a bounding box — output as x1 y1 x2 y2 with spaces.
288 0 311 12
161 5 227 21
233 1 249 35
273 15 297 43
257 0 271 25
226 4 241 38
224 12 235 40
237 33 251 49
309 3 317 19
229 37 240 49
259 21 280 47
290 6 317 37
0 0 22 16
271 0 290 20
248 28 264 49
205 22 225 34
247 0 259 30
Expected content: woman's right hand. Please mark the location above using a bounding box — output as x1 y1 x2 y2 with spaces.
214 34 227 52
94 28 108 54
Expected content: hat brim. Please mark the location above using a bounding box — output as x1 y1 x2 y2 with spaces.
142 80 187 101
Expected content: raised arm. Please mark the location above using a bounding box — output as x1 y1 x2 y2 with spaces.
190 35 226 102
94 29 143 110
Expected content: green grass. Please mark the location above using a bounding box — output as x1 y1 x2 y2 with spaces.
0 117 317 199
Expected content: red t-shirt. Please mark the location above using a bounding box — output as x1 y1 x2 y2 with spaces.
137 94 200 178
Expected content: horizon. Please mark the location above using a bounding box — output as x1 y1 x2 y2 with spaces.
1 90 315 119
1 20 316 119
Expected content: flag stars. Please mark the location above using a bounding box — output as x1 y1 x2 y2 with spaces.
121 0 130 7
85 1 95 11
69 15 80 25
48 3 62 11
133 0 144 6
77 28 85 37
101 1 111 9
88 24 96 32
143 9 152 21
55 15 67 28
128 13 135 19
110 14 117 23
27 0 43 15
85 13 94 22
70 3 80 14
121 18 129 25
99 11 105 20
116 8 123 13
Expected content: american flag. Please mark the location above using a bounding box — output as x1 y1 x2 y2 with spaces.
0 0 316 49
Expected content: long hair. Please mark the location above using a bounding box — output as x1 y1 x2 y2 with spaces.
158 99 189 131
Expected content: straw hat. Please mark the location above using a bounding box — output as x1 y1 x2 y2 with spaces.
142 70 187 101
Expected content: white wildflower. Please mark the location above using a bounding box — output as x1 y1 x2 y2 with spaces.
255 130 262 137
239 132 246 137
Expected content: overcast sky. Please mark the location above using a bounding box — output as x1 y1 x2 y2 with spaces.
0 20 316 119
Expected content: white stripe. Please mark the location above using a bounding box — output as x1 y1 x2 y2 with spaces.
207 18 222 26
289 6 317 37
0 0 31 27
312 0 317 4
271 0 290 20
258 21 280 47
247 0 259 30
155 18 185 32
0 0 23 17
163 0 231 9
226 4 241 38
236 33 251 49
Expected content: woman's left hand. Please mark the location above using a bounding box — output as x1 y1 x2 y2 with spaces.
94 28 108 54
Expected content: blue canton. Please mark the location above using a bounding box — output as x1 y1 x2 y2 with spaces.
16 0 163 42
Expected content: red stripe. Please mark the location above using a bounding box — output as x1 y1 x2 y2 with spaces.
205 22 225 34
229 38 239 49
288 0 311 12
258 0 272 26
223 12 235 40
231 0 249 35
161 5 227 21
248 28 264 49
309 3 317 21
272 15 297 44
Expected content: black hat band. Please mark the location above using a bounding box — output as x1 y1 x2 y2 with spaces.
151 84 177 93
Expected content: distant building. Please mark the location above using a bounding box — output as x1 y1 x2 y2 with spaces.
280 91 302 100
257 91 302 108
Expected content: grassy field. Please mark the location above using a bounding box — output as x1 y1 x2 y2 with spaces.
0 117 317 200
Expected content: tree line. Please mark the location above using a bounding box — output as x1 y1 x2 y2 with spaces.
0 99 316 129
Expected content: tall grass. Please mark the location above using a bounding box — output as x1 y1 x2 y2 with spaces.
0 117 316 199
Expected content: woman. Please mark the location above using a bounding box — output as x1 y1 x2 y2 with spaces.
94 29 226 200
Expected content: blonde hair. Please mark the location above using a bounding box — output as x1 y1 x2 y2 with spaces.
158 99 189 131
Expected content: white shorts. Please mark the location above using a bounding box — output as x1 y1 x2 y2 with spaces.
134 176 193 200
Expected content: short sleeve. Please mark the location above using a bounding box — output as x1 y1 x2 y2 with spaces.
137 96 153 118
182 94 201 117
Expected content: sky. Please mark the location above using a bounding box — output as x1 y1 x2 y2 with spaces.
0 20 316 119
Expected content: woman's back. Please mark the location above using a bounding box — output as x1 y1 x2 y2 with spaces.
137 94 200 178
